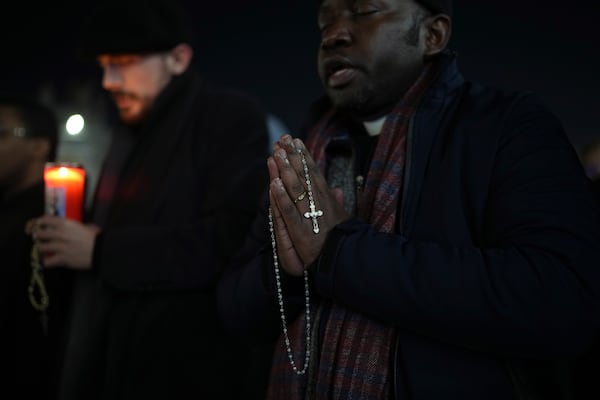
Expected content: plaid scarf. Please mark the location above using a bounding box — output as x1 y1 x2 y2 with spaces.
267 61 439 400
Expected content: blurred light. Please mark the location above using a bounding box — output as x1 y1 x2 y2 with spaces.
65 114 85 135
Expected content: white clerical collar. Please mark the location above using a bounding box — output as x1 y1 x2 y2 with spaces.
362 116 386 137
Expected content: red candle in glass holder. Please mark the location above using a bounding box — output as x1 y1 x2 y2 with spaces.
44 162 86 221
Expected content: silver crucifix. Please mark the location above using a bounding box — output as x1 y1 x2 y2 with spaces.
304 202 324 234
299 149 324 234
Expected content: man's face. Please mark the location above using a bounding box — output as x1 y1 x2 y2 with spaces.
318 0 428 119
0 106 35 192
97 53 174 125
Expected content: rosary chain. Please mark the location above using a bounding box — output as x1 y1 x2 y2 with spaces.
268 149 315 375
28 243 49 312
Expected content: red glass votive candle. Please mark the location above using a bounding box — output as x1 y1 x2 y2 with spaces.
44 162 86 222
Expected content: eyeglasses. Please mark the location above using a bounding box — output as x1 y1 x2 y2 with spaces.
0 126 27 139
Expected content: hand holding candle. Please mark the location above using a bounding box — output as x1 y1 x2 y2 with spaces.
31 216 100 269
44 162 86 221
28 162 99 270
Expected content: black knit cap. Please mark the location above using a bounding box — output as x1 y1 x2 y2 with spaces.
77 0 194 59
415 0 452 17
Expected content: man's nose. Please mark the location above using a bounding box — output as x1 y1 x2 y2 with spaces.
321 19 352 50
101 65 123 90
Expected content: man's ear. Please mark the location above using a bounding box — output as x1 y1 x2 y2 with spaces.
166 43 194 75
422 14 451 57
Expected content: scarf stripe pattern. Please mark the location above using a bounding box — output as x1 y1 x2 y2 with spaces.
267 62 439 400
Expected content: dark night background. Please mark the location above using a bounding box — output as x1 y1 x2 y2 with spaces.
0 0 598 149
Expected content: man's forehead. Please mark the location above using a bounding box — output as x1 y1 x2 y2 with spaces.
96 54 145 65
318 0 407 11
319 0 401 5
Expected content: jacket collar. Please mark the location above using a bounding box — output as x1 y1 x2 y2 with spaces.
426 49 465 101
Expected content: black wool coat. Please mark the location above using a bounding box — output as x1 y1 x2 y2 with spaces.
218 51 600 400
59 69 271 400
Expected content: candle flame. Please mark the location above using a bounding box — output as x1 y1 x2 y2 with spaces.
59 167 70 178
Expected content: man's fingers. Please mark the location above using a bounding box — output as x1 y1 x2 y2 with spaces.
270 177 301 222
268 189 305 276
274 148 307 205
292 138 328 191
331 187 345 208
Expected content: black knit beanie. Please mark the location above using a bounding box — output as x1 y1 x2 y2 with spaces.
77 0 194 59
415 0 453 17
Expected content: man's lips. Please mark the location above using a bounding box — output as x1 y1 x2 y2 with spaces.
322 56 359 88
328 68 358 88
112 93 135 110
